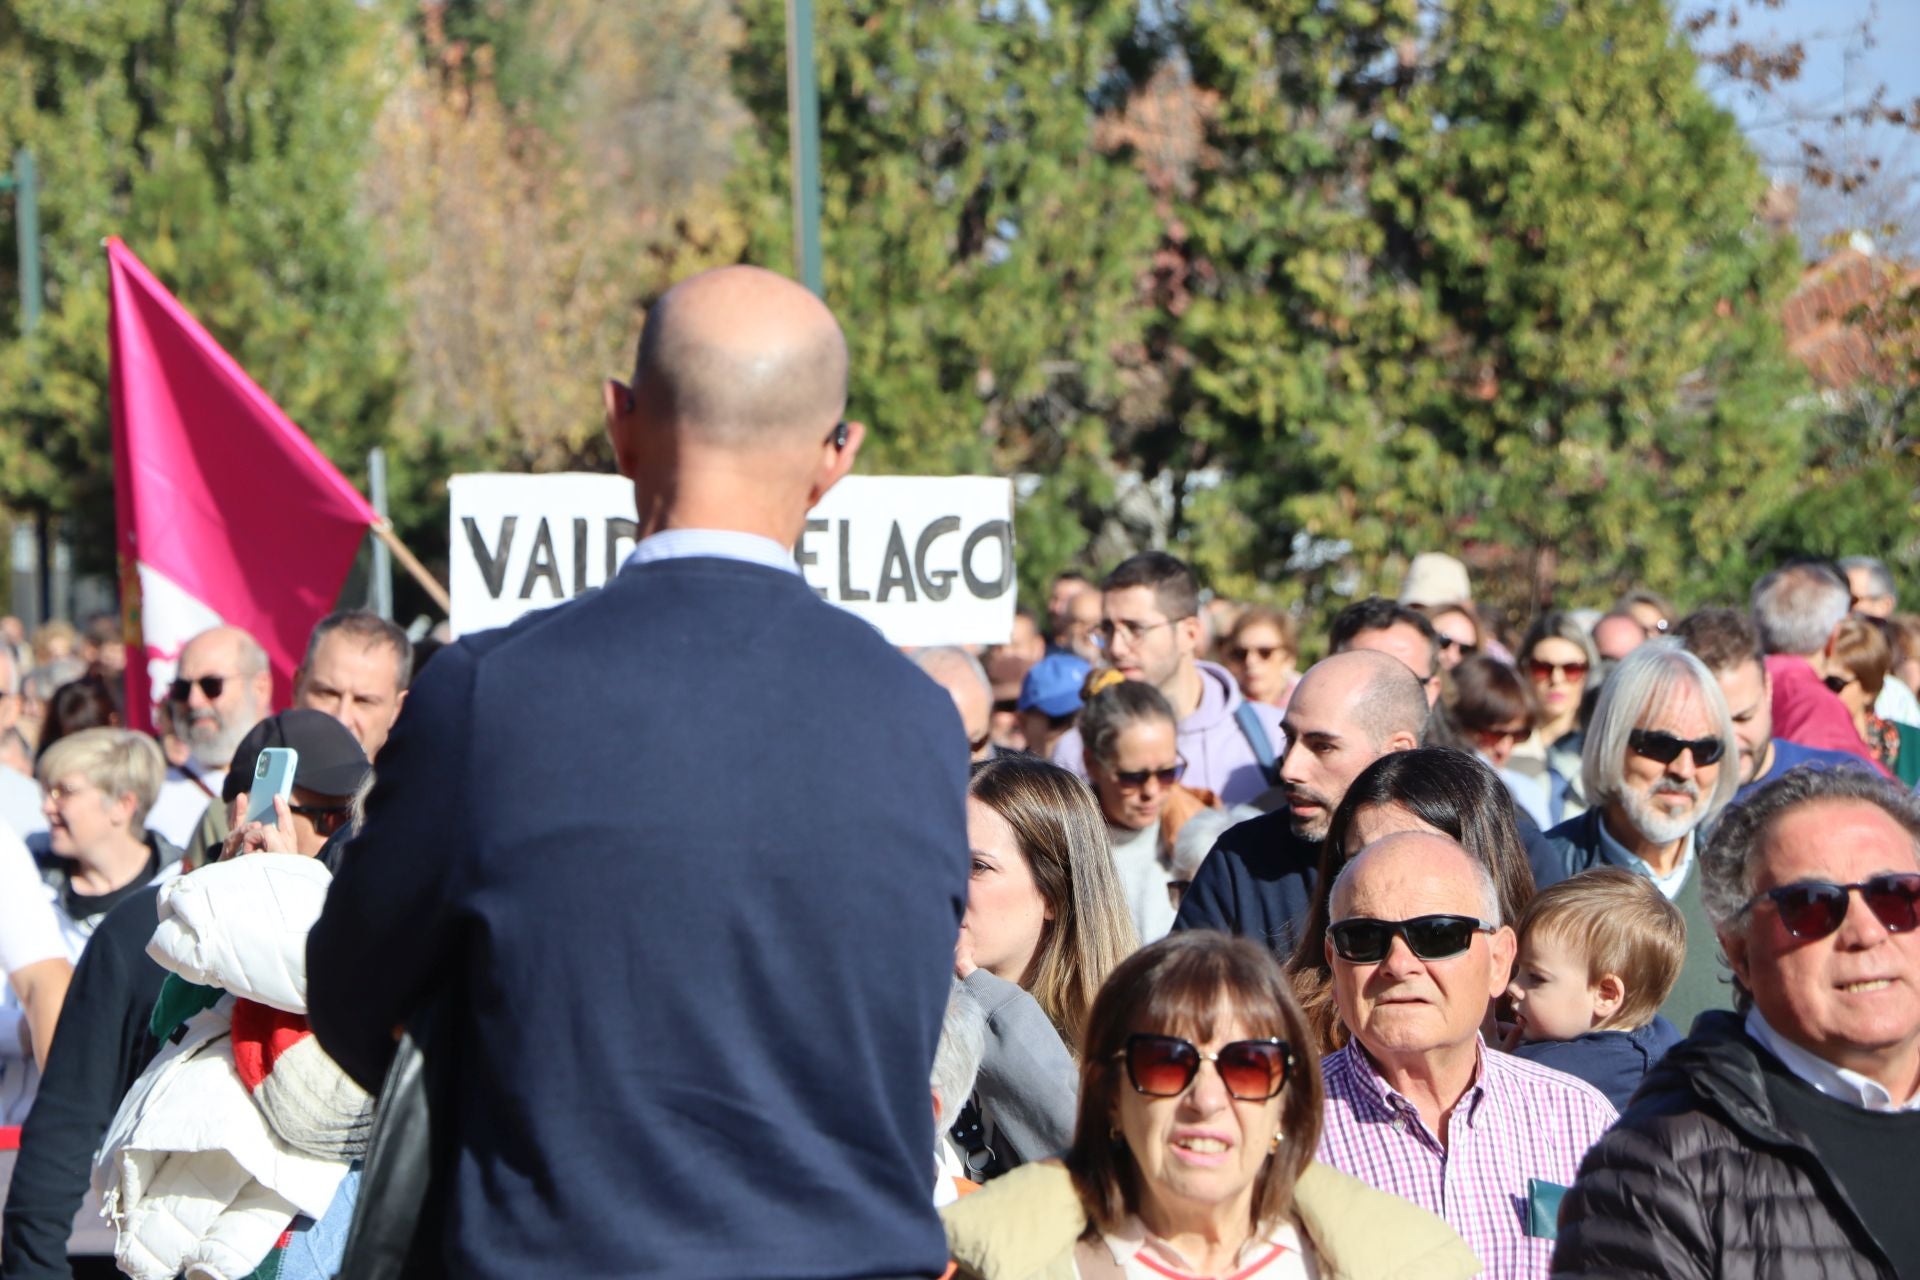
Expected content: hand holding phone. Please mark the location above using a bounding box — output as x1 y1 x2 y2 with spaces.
244 748 299 827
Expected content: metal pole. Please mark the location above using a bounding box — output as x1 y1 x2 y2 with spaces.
784 0 824 296
368 447 393 620
14 150 39 334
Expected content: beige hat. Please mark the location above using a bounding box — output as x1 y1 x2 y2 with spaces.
1400 552 1472 608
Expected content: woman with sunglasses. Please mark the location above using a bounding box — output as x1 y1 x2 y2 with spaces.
1821 615 1920 787
1284 748 1537 1055
1221 607 1299 710
942 932 1477 1279
1082 682 1234 944
1511 611 1601 825
1448 655 1553 829
954 756 1138 1180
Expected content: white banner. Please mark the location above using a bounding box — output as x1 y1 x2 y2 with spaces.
448 473 1016 646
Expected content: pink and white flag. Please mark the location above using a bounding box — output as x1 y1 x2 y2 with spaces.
107 238 379 731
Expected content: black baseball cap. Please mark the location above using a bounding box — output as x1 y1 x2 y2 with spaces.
222 709 372 803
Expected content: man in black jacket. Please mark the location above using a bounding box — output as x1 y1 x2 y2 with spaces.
1555 766 1920 1278
1173 649 1425 952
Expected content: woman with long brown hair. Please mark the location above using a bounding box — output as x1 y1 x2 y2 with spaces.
954 756 1138 1177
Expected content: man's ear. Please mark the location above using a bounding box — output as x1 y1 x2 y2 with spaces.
605 379 640 479
807 419 864 507
1175 614 1204 658
1487 925 1518 996
1385 730 1420 755
1720 926 1751 992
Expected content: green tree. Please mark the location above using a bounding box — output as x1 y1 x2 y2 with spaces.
1170 0 1812 626
728 0 1161 608
0 0 402 573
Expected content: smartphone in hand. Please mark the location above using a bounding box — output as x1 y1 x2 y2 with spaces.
244 747 299 827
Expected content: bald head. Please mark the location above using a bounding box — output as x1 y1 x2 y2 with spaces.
1304 649 1429 746
1330 830 1500 925
915 646 993 761
632 266 848 448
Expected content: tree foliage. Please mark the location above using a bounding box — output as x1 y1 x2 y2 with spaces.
1168 0 1814 627
727 0 1163 608
0 0 401 573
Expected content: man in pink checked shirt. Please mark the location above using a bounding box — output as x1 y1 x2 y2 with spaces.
1315 832 1616 1279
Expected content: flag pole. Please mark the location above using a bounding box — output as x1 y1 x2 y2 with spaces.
370 519 451 614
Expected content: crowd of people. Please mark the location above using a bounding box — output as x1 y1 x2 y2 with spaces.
0 264 1916 1279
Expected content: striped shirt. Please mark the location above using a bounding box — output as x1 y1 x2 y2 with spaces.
1315 1038 1616 1280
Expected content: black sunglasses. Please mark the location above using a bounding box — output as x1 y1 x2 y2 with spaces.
1823 673 1858 695
1744 873 1920 940
1328 914 1495 964
1114 1033 1294 1102
1628 728 1725 767
287 800 352 833
169 674 232 703
1438 636 1478 655
1112 760 1186 789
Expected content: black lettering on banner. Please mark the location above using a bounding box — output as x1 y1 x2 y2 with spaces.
837 519 870 602
605 517 638 579
572 518 589 595
796 518 829 599
518 518 564 600
876 522 918 603
961 519 1014 599
464 516 517 599
914 516 960 601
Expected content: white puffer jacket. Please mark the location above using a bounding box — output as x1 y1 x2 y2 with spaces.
94 855 351 1280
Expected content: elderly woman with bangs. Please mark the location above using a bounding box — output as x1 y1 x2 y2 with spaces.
942 932 1477 1279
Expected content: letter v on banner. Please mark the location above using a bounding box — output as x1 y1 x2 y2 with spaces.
106 238 380 731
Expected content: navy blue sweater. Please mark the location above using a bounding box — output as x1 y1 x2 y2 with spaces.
1512 1016 1683 1110
1170 808 1320 954
308 557 970 1280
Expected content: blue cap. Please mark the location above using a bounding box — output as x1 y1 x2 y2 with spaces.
1019 653 1092 717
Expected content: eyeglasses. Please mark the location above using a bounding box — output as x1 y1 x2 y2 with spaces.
1628 728 1725 767
1823 673 1858 695
1744 874 1920 940
1528 658 1589 683
1094 618 1181 648
169 674 236 702
44 781 95 804
287 800 352 834
1227 643 1286 663
1438 636 1479 656
1112 760 1186 789
1328 914 1496 963
1113 1033 1294 1102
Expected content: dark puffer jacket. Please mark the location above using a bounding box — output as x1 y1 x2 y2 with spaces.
1552 1011 1901 1279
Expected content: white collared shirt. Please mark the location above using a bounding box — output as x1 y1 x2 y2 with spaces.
1598 818 1695 899
1746 1007 1920 1112
621 528 799 576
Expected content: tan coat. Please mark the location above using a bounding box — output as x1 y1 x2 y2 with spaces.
942 1159 1481 1280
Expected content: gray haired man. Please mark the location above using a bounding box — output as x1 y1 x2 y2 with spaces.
1533 640 1740 1027
1751 561 1883 768
1556 766 1920 1276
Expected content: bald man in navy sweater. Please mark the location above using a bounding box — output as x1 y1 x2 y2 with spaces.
309 267 970 1279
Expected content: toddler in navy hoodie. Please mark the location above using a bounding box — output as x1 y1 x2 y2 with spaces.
1504 867 1684 1109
